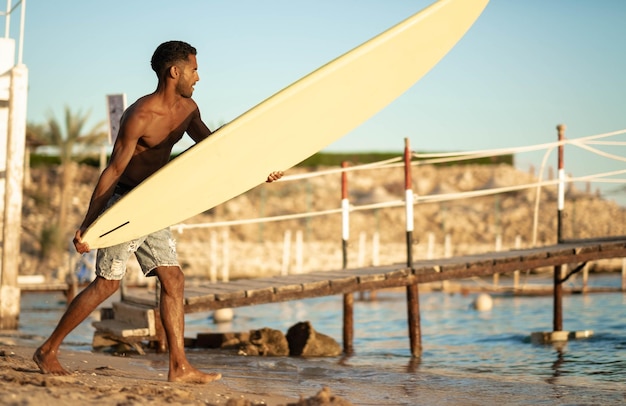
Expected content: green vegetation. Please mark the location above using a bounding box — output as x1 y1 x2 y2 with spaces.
297 151 513 167
29 154 101 168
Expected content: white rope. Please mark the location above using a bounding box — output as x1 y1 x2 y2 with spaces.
569 168 626 182
583 141 626 146
276 128 626 182
569 140 626 164
412 128 626 166
589 178 626 184
532 145 555 246
174 167 626 233
175 207 343 231
280 156 403 182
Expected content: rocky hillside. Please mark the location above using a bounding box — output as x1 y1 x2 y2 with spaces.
12 162 626 281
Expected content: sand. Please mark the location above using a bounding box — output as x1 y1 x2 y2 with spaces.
0 344 351 406
3 341 626 405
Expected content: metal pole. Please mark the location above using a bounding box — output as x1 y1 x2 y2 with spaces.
17 0 24 65
341 161 349 269
341 161 354 355
404 138 421 356
404 140 414 267
3 0 11 38
554 124 566 332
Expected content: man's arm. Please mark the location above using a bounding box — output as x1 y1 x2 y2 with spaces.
186 106 212 143
73 110 146 253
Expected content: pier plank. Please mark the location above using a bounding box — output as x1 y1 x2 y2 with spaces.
119 238 626 314
184 290 216 306
221 280 279 297
383 268 412 280
358 273 387 283
307 271 359 290
547 246 577 258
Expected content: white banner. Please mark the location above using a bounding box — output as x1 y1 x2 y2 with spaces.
106 93 126 145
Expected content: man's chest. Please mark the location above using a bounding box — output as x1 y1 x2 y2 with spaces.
138 114 191 149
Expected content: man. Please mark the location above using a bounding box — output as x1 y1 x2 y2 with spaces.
34 40 283 383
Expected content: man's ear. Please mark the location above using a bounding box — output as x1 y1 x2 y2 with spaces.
168 65 179 79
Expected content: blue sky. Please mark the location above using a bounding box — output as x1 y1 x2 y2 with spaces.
5 0 626 203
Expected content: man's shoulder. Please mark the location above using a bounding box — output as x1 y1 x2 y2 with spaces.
182 97 200 113
129 94 159 111
130 94 198 113
117 97 157 136
125 95 160 119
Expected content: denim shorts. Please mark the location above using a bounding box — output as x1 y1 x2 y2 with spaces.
95 193 179 280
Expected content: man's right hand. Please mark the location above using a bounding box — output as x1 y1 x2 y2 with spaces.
73 229 90 254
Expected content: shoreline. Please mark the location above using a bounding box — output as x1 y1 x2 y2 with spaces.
4 284 626 405
2 341 625 405
0 344 347 406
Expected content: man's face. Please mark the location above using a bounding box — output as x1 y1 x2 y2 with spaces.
176 54 199 98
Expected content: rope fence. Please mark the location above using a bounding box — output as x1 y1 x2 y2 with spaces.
172 125 626 280
174 127 626 232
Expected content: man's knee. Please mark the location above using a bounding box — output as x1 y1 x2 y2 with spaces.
156 266 184 292
93 276 120 295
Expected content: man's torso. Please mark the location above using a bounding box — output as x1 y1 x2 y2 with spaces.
118 95 199 187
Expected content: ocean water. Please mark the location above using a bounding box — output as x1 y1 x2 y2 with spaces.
11 273 626 405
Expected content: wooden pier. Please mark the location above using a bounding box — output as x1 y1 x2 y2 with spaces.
112 236 626 355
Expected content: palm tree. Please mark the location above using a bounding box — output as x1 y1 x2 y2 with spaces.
29 106 108 263
42 106 108 166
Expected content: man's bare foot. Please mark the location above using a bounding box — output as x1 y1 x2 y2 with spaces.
33 347 72 376
168 364 221 383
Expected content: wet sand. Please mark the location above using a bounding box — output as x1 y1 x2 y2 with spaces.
0 344 349 406
2 342 625 405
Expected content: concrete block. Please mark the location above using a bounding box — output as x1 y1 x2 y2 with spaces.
113 302 156 336
531 329 594 344
92 319 151 338
530 330 570 344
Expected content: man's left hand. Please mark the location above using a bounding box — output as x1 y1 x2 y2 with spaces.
266 171 284 183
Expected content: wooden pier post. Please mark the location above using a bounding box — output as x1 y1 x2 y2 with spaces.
404 138 421 356
341 161 354 355
553 124 566 332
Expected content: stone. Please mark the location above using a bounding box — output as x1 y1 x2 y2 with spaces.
240 327 289 356
286 387 354 406
286 321 342 357
195 332 249 349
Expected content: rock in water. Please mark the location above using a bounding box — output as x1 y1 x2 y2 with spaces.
286 321 342 357
240 327 289 356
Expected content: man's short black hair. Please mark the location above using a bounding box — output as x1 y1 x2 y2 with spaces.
151 40 197 78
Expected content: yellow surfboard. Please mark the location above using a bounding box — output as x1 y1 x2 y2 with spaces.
82 0 489 248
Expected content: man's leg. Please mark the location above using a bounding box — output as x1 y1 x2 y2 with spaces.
154 266 221 383
34 276 120 375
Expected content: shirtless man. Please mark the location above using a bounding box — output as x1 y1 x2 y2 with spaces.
33 40 283 383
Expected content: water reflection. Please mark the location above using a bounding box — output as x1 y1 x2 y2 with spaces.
546 347 567 402
406 356 421 373
547 346 566 384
